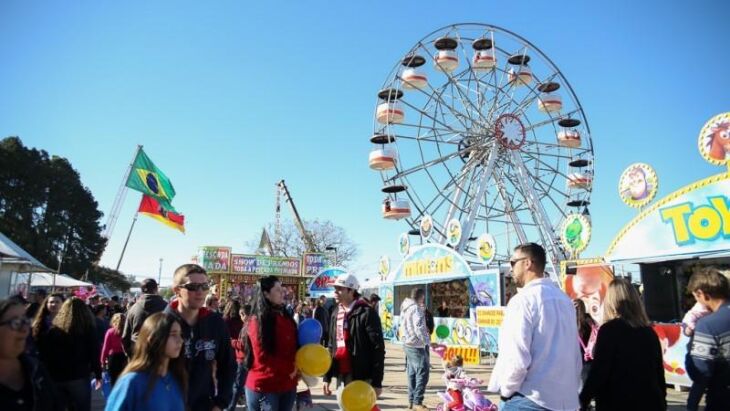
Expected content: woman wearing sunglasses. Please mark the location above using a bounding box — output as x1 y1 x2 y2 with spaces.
0 297 60 410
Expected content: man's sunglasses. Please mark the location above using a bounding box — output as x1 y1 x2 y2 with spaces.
180 282 210 292
0 317 31 331
509 257 530 267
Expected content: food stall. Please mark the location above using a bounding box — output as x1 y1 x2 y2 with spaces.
379 243 508 362
197 246 317 305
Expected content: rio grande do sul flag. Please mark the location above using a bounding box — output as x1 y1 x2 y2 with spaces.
138 195 185 233
125 148 176 208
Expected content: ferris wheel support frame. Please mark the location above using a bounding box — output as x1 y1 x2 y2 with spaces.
495 175 529 245
511 150 566 276
456 143 500 252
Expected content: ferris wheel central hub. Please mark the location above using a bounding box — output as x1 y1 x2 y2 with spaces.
495 113 526 150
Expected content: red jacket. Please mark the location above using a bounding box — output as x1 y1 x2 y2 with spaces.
245 313 297 393
231 319 249 364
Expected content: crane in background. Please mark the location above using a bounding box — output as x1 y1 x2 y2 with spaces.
275 180 317 254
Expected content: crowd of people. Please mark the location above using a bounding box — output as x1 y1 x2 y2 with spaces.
0 242 728 411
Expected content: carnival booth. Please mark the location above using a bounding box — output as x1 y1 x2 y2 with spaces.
601 112 730 388
379 243 507 363
196 246 320 305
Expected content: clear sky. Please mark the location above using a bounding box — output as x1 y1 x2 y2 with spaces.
1 1 728 286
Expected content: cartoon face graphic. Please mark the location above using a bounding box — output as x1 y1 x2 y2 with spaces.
471 282 494 306
565 265 612 324
420 215 433 239
447 219 461 246
399 233 409 255
627 168 649 200
619 163 657 207
708 121 730 161
452 319 476 345
565 218 583 249
479 240 493 260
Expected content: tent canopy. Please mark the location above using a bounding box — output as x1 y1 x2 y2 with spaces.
29 273 93 288
0 232 52 273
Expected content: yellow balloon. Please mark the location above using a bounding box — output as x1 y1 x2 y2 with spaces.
295 344 332 377
341 380 376 411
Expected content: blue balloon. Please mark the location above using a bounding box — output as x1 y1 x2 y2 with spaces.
298 318 323 346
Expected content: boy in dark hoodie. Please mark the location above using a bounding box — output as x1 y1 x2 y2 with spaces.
121 278 167 355
164 264 235 411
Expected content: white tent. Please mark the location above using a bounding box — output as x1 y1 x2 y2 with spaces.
0 232 52 298
29 272 93 288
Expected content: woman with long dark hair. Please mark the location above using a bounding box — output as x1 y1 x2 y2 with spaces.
579 279 666 410
223 299 243 340
105 312 187 411
37 297 101 411
31 293 64 341
245 276 298 411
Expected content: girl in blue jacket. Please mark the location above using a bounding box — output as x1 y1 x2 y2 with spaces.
105 313 187 411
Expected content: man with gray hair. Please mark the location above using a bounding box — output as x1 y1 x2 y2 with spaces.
401 288 430 411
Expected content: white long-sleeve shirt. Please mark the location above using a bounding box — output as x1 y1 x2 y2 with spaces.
487 277 581 411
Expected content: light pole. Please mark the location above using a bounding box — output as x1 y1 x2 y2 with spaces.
325 246 338 266
157 258 163 287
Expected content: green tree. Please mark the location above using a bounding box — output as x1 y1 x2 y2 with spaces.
250 219 359 267
87 265 132 292
0 137 108 278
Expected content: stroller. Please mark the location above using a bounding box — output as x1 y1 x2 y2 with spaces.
435 378 497 411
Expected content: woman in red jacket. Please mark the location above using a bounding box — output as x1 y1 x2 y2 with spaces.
245 276 298 411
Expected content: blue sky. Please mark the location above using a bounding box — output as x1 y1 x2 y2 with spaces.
1 1 728 285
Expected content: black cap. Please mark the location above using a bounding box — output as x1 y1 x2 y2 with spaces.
370 293 381 302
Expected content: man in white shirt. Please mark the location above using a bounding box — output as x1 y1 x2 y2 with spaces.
487 243 581 410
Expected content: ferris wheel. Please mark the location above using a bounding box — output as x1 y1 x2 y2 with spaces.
368 23 594 272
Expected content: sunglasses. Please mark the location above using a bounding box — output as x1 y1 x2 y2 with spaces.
509 257 530 267
180 282 210 292
0 317 31 332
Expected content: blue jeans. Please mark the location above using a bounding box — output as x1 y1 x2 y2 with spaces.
404 345 430 405
686 379 706 411
227 362 248 411
245 387 296 411
501 393 549 411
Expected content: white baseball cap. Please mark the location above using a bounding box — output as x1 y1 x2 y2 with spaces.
333 273 360 290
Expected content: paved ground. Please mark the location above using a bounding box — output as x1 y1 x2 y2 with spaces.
93 342 698 410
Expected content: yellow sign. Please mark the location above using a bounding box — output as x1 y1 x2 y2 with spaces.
660 196 730 244
476 307 504 327
403 255 454 278
443 345 480 365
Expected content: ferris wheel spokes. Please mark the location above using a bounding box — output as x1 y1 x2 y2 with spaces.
510 150 566 276
495 176 529 245
456 143 500 252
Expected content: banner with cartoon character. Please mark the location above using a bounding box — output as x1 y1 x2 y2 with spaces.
475 307 503 353
652 323 691 387
606 172 730 263
432 317 480 347
308 267 345 297
469 271 501 307
379 284 396 340
563 263 613 324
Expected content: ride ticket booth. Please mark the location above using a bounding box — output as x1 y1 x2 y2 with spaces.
379 243 508 363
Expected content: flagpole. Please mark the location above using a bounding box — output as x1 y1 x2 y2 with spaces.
103 145 142 241
116 212 139 272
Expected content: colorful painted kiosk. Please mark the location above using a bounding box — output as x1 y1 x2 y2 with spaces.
602 113 730 388
379 243 507 363
196 246 320 305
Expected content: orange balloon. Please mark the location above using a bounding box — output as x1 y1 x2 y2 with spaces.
295 344 332 377
341 380 377 411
